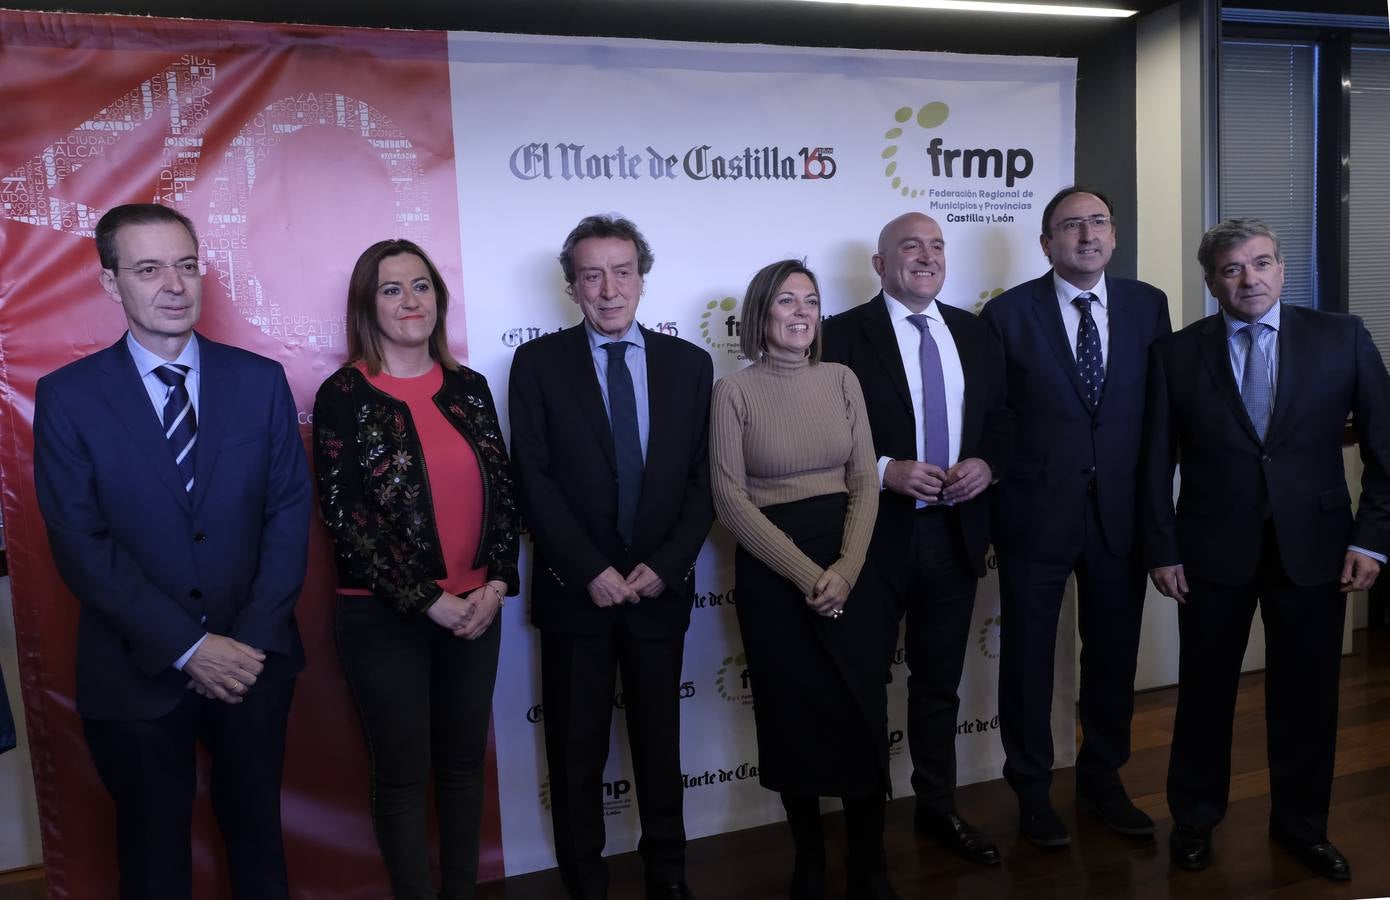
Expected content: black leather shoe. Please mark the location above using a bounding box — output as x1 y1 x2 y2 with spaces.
1076 784 1155 836
1169 824 1212 871
1270 827 1351 881
914 809 1000 865
645 880 696 900
1019 803 1070 848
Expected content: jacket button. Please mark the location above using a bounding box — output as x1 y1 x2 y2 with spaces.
1262 455 1272 463
193 532 207 543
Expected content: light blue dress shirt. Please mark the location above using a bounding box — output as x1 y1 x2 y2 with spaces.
585 320 650 461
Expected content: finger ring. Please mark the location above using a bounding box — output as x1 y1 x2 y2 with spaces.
829 608 843 619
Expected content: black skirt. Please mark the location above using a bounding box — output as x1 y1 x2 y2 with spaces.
733 493 893 796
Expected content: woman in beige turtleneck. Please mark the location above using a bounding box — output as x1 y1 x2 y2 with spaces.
710 260 898 900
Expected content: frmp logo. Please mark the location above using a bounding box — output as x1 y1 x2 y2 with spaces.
716 652 754 706
881 101 1036 202
977 613 1001 660
602 778 634 816
700 297 742 358
888 728 907 760
974 288 1005 315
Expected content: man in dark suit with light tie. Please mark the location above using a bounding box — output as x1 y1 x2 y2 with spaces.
33 203 311 899
980 187 1171 847
508 214 714 900
1143 218 1390 880
822 212 1009 866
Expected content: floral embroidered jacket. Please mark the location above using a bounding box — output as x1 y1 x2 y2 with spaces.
312 365 520 615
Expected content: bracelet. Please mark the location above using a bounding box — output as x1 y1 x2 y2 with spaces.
488 584 505 607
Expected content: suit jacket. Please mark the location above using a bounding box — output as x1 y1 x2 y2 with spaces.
1141 305 1390 586
508 324 715 639
822 294 1009 577
34 333 311 721
980 271 1170 560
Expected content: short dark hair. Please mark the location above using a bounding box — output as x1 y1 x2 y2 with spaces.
739 259 823 364
1197 218 1283 280
345 239 460 375
1040 186 1114 237
95 203 198 269
558 214 654 286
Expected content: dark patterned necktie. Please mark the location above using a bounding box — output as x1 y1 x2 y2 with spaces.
1073 293 1105 407
153 364 197 493
604 342 644 545
1240 323 1272 441
906 314 949 470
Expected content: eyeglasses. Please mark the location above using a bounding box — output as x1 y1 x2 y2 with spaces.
1052 215 1112 235
113 260 207 282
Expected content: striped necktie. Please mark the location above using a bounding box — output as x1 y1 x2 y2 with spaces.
153 364 197 493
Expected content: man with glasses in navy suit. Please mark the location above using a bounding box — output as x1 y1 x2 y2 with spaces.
34 203 310 900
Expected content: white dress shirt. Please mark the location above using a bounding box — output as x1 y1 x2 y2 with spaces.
1054 271 1110 365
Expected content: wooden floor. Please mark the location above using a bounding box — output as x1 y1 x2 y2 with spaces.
5 627 1388 900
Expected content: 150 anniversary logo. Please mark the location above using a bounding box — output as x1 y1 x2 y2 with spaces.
510 142 836 182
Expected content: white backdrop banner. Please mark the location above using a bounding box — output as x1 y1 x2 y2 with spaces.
446 32 1078 876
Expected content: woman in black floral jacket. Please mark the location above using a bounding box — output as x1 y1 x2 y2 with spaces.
313 239 518 900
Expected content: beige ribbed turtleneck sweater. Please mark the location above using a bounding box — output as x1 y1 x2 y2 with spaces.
710 353 879 596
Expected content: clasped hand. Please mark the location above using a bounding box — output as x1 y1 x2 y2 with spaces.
185 634 264 704
426 580 506 639
587 564 667 607
884 457 991 504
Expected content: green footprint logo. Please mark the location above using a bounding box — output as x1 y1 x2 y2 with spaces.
883 101 950 199
977 614 1001 660
701 297 740 353
973 288 1004 315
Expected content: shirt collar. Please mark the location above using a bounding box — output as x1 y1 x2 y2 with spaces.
1223 302 1282 340
1053 271 1108 309
882 290 943 324
584 318 646 351
125 331 200 378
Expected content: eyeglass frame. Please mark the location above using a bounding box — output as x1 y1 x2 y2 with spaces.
109 259 208 282
1050 215 1113 235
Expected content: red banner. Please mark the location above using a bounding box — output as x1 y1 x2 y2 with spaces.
0 11 500 897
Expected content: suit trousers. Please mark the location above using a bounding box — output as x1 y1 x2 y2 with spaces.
541 624 687 900
997 493 1146 807
1167 523 1346 844
335 594 502 900
82 672 296 900
858 506 977 813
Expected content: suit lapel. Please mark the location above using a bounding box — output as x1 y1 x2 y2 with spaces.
564 324 618 473
1030 274 1092 412
191 336 232 512
1196 315 1263 444
940 305 982 447
1266 305 1298 443
96 338 192 512
638 328 668 513
862 294 913 412
1101 279 1136 409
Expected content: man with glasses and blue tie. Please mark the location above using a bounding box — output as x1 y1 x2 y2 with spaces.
980 187 1171 848
1142 218 1390 880
33 202 310 900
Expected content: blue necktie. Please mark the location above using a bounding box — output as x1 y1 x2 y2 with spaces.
153 364 197 493
604 342 643 545
1073 293 1104 408
1240 323 1272 441
906 314 949 470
